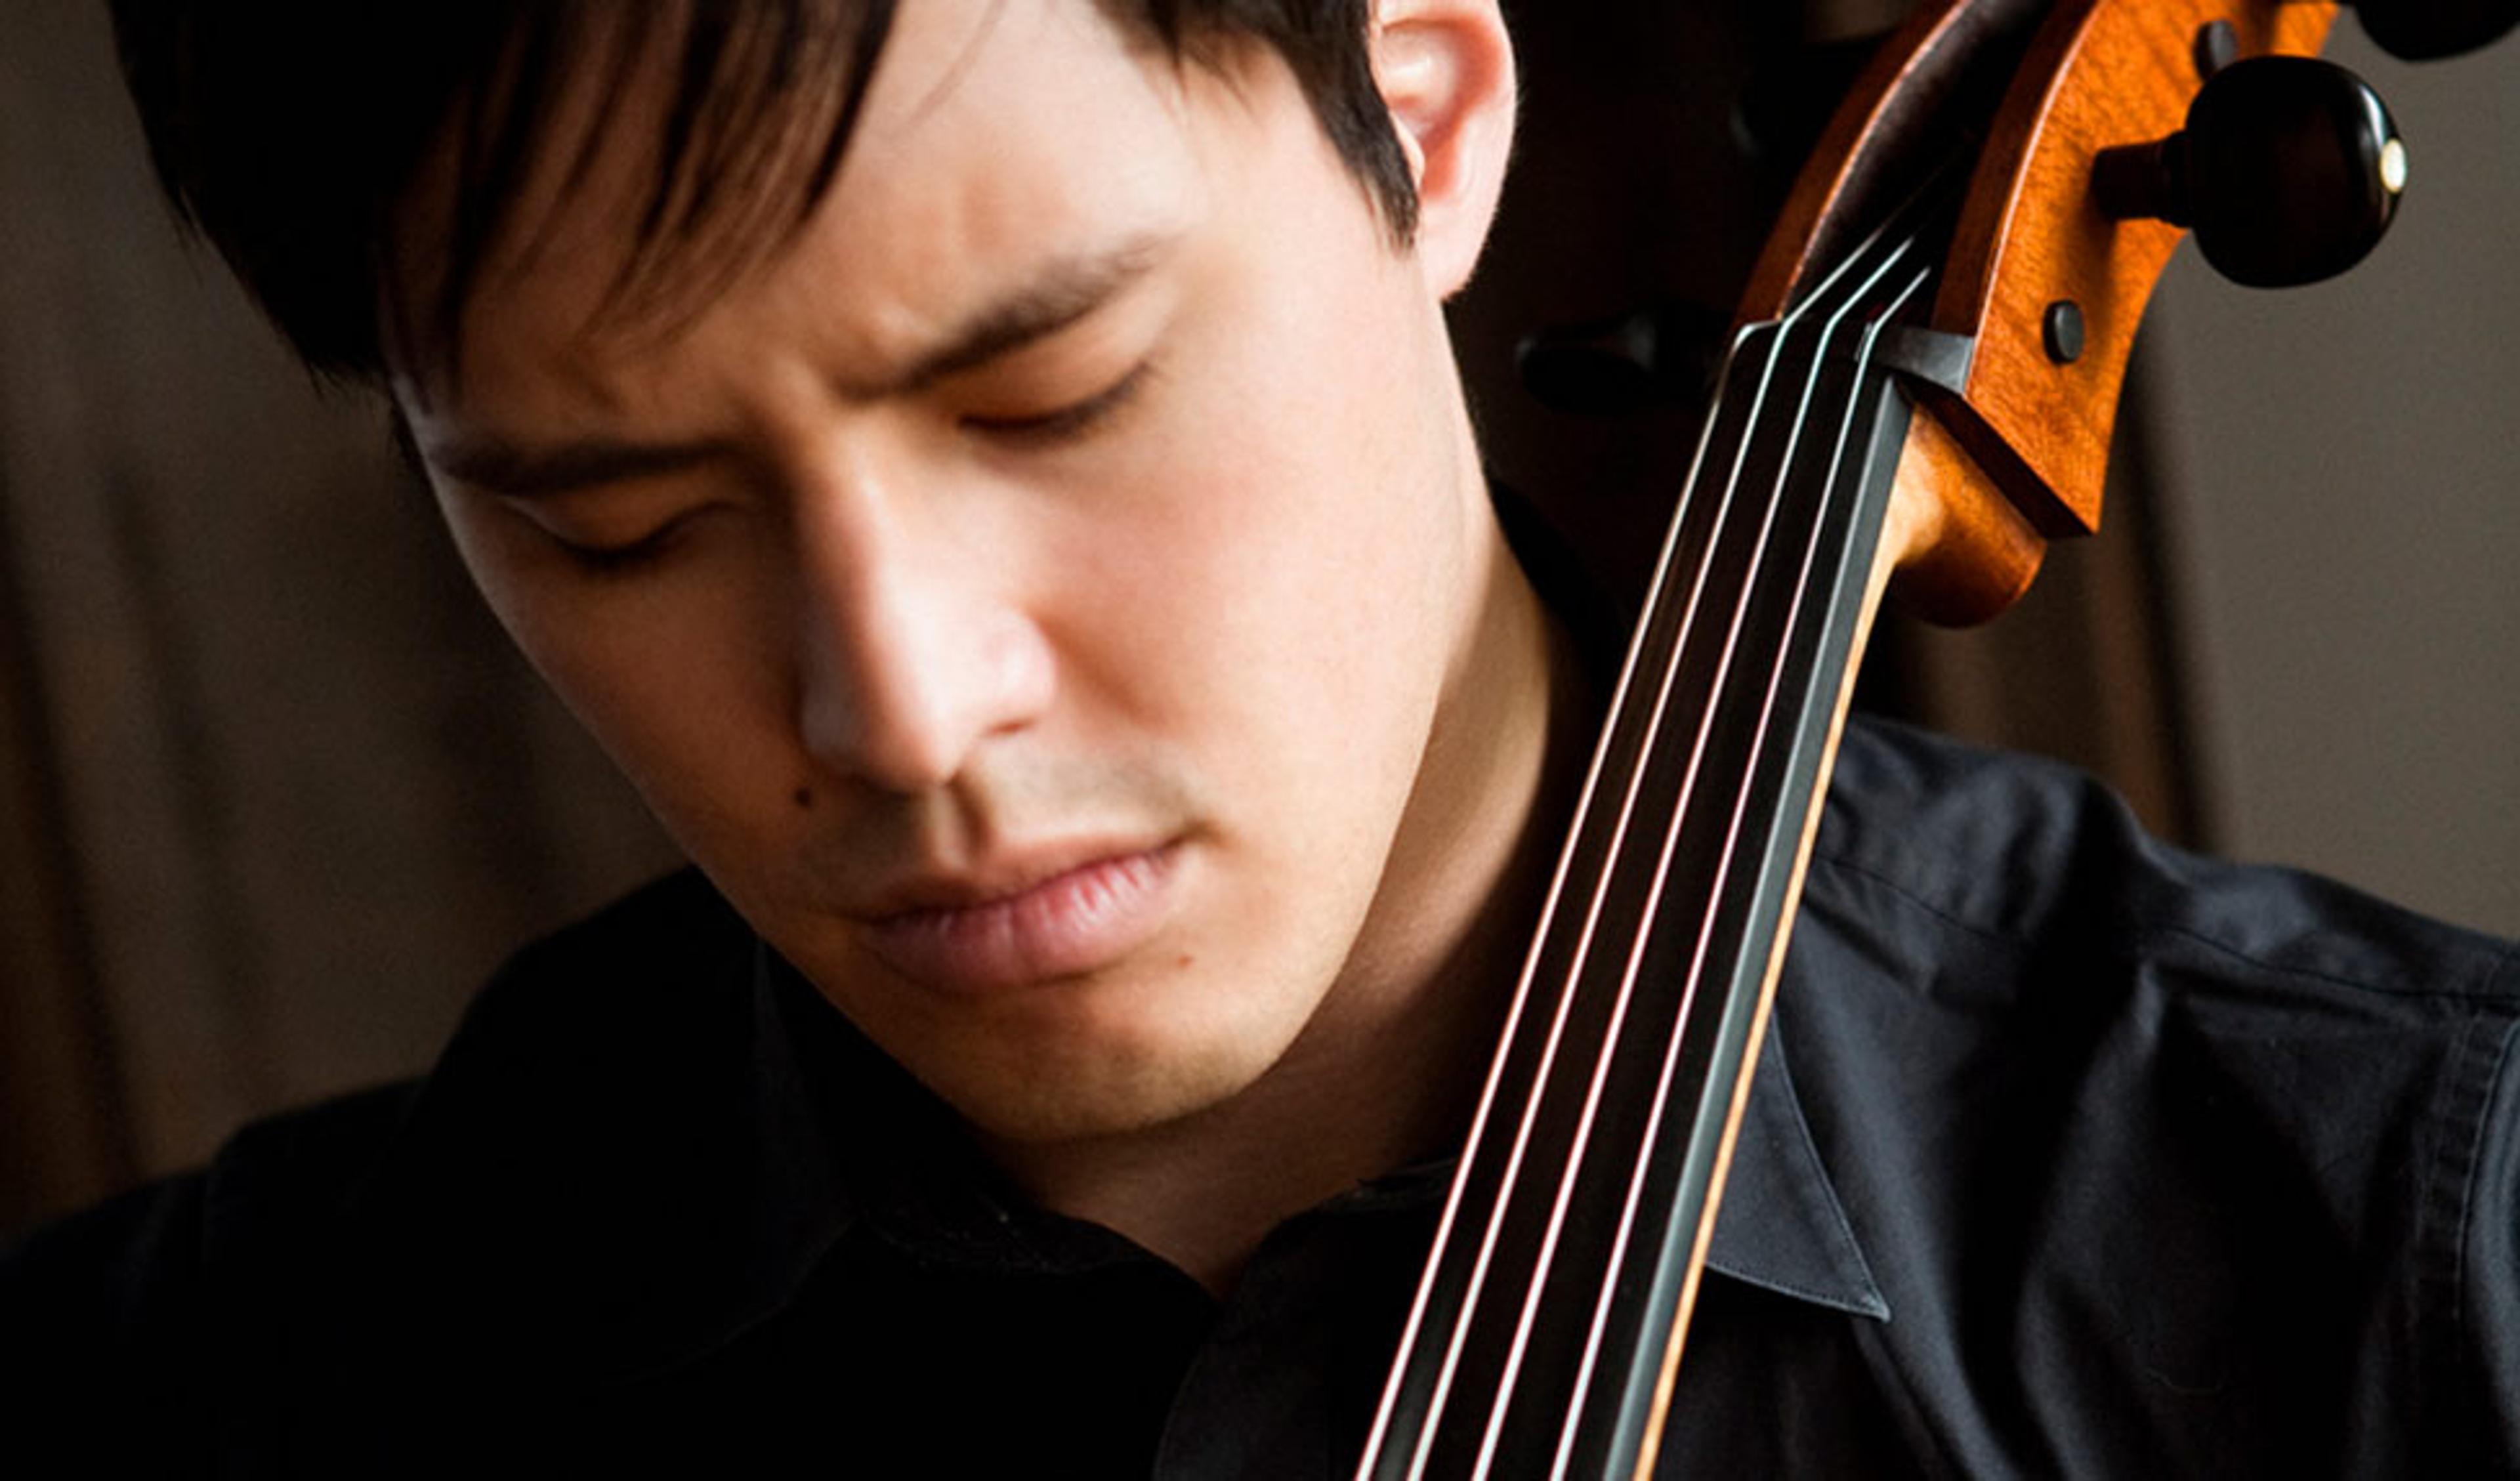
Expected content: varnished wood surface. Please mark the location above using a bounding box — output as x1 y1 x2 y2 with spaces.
1935 0 2339 535
1739 0 2022 325
1740 1 2343 625
1880 407 2048 624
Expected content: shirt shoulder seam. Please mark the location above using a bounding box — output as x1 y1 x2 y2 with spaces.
1807 848 2022 949
2421 983 2520 1455
1809 848 2517 1003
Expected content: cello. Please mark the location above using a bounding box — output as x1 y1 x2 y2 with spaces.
1354 1 2515 1475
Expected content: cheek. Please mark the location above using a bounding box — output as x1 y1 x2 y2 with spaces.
1043 261 1464 895
436 499 805 851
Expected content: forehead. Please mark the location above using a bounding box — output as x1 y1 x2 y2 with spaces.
403 0 1211 420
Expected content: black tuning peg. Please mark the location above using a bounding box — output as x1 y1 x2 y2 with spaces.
2328 0 2520 61
2093 55 2406 289
1516 302 1726 416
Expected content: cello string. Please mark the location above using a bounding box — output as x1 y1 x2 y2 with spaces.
1352 329 1769 1478
1506 259 1931 1478
1370 218 1933 1481
1392 320 1802 1481
1431 199 1935 1481
1542 264 1931 1478
1370 265 1873 1481
1357 171 1949 1477
1464 236 1923 1480
1467 172 1962 1472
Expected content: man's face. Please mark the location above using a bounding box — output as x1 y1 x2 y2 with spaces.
402 1 1524 1147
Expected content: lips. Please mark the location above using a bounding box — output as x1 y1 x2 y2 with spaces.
857 842 1184 993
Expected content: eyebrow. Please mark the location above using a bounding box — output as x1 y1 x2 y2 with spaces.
423 230 1181 501
846 228 1179 400
425 433 732 500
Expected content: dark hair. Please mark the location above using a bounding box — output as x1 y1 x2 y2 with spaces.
109 0 1418 386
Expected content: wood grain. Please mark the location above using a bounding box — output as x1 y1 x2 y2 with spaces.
1933 0 2339 536
1744 1 2342 624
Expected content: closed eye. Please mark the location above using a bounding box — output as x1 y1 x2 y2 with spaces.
527 506 711 576
964 360 1157 444
547 525 682 575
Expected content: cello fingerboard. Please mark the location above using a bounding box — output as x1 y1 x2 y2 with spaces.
1360 187 1946 1481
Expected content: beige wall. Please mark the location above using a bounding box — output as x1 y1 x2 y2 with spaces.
2145 25 2520 935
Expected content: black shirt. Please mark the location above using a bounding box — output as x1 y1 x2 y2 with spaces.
6 719 2517 1477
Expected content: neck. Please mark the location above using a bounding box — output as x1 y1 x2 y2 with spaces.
982 509 1594 1293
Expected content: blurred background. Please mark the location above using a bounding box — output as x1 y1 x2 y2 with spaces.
3 0 2515 1235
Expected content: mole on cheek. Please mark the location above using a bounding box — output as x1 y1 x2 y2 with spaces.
793 786 815 810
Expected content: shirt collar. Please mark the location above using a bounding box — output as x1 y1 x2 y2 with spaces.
748 946 1164 1276
1486 480 1887 1322
738 944 1887 1337
1702 1005 1891 1320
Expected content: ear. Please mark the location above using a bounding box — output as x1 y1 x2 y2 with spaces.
1371 0 1516 298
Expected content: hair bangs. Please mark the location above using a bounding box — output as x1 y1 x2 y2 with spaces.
114 0 1413 387
388 0 896 392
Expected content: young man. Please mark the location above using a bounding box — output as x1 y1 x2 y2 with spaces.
8 1 2515 1474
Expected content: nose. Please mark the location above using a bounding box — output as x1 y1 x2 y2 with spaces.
789 471 1055 795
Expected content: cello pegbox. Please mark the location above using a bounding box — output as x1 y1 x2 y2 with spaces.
1742 0 2343 628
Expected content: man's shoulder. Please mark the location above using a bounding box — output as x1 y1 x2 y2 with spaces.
1788 719 2520 1472
1 868 774 1465
1809 715 2519 1010
1797 714 2520 1264
208 865 756 1201
1796 715 2520 1204
3 868 757 1325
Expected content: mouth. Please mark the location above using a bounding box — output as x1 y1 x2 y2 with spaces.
856 841 1186 994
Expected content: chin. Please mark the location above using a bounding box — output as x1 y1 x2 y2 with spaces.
940 991 1293 1148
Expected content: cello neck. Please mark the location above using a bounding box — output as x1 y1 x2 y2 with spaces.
1360 193 1948 1480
